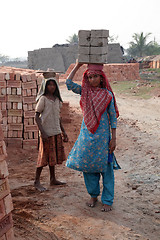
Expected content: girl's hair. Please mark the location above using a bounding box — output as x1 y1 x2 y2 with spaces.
44 79 63 102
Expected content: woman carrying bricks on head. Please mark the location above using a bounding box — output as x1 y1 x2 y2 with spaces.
66 62 120 212
34 74 68 192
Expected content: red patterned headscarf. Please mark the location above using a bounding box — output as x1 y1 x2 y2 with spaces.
80 64 119 134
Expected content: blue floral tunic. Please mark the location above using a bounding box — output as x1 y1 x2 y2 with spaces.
66 79 120 173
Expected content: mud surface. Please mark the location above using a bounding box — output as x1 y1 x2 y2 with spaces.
6 81 160 240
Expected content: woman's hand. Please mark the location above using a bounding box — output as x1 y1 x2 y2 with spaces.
62 132 69 142
109 138 116 154
75 59 84 68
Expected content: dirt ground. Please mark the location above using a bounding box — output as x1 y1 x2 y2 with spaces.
6 80 160 240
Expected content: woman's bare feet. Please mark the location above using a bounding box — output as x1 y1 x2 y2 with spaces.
50 179 66 186
101 204 112 212
34 181 46 192
86 197 98 208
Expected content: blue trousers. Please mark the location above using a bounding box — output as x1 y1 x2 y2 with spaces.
83 163 114 206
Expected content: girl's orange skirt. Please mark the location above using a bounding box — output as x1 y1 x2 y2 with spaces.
37 134 66 168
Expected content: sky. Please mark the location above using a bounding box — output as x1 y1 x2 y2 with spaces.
0 0 160 59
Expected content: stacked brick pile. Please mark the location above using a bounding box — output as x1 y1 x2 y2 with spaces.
0 110 14 239
60 63 140 82
22 73 38 150
78 30 109 63
0 67 70 149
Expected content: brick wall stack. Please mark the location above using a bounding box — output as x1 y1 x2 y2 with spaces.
0 110 14 239
6 72 23 148
22 73 38 150
0 66 70 149
60 63 140 82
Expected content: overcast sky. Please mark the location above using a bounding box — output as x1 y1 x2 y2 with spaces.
1 0 160 58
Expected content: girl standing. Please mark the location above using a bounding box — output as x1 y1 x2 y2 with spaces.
66 62 120 212
34 78 68 192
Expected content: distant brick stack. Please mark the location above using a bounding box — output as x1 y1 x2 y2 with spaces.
0 110 14 239
0 67 70 149
60 63 140 82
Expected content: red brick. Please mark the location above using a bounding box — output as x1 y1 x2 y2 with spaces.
17 117 22 124
15 73 21 81
6 102 11 110
6 81 21 88
31 73 36 81
12 117 17 124
4 194 13 215
8 110 22 117
33 131 38 139
0 73 5 81
21 74 27 82
0 214 13 238
23 96 36 104
22 81 37 90
0 111 2 122
26 74 31 82
0 96 7 103
37 76 43 85
1 103 6 111
24 125 37 132
0 199 6 221
28 104 33 111
0 141 7 160
17 131 22 138
8 124 23 131
31 89 37 96
0 128 4 141
27 89 31 96
17 88 21 95
23 133 28 140
9 73 14 81
6 88 11 95
11 88 16 95
22 89 27 96
0 82 6 88
0 161 9 179
5 227 14 240
23 104 27 111
0 233 6 240
24 111 35 118
0 179 10 202
7 95 22 103
12 103 17 110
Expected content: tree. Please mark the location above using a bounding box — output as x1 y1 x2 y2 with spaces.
0 54 9 63
127 32 160 57
66 34 78 44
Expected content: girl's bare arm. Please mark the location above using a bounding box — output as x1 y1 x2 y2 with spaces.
60 119 68 142
35 112 48 139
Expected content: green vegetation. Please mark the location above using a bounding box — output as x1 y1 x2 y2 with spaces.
111 79 160 99
66 34 78 44
126 32 160 57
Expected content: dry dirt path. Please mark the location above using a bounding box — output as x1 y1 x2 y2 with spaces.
6 83 160 240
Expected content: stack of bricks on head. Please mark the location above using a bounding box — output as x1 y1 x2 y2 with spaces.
0 110 14 239
0 66 71 149
78 29 109 63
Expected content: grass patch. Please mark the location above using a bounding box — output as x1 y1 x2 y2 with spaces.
110 80 160 99
145 68 160 73
111 81 137 95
